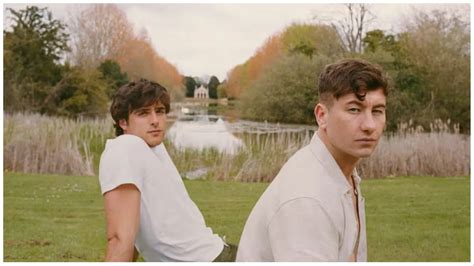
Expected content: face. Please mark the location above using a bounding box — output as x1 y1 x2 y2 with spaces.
315 88 386 162
119 101 167 147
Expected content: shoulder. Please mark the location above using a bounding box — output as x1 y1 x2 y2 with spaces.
281 145 317 171
99 134 152 170
269 144 342 211
276 145 328 194
99 135 151 194
105 134 150 153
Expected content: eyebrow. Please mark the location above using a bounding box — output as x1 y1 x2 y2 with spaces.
345 100 363 107
132 107 152 113
345 100 386 109
134 107 149 111
134 105 165 111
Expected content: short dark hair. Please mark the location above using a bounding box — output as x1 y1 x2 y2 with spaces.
318 58 389 104
110 79 170 136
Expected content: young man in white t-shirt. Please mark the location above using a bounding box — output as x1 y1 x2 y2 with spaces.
99 79 234 262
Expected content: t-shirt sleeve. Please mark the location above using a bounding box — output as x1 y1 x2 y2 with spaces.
98 136 148 194
267 198 339 261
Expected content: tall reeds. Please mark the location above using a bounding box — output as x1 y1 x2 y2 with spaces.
359 119 470 178
3 113 470 180
167 130 313 182
4 113 113 176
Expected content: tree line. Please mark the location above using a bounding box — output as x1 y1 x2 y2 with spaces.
4 4 184 118
4 4 469 133
224 5 470 133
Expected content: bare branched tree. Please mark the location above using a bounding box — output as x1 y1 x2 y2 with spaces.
67 4 134 68
314 4 374 54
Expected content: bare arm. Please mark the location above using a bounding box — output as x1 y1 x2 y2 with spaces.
103 184 140 262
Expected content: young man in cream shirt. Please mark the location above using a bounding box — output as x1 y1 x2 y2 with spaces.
98 79 234 262
237 58 389 262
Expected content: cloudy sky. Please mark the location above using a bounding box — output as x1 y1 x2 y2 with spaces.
3 3 469 81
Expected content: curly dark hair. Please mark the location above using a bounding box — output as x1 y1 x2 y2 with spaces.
110 79 170 136
318 58 389 104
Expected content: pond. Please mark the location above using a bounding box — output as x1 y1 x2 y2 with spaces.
166 102 315 155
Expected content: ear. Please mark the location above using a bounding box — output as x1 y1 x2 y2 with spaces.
119 119 129 132
315 103 329 129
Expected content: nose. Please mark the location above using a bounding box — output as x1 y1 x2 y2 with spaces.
361 112 376 133
149 112 160 126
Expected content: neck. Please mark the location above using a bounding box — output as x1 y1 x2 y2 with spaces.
318 131 359 182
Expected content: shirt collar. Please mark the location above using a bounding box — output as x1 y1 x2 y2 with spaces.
150 143 167 161
352 168 361 186
309 131 359 194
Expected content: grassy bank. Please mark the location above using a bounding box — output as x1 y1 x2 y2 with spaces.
3 172 469 262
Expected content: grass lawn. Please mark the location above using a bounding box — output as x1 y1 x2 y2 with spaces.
3 172 470 262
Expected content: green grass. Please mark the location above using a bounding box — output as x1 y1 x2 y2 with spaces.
183 179 268 245
364 176 470 261
3 172 470 262
4 172 105 261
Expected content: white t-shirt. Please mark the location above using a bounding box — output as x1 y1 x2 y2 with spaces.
99 134 224 262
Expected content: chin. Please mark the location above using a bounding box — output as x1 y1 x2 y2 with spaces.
145 139 163 147
356 149 375 158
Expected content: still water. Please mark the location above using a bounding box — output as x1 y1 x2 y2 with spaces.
166 102 315 154
167 115 244 154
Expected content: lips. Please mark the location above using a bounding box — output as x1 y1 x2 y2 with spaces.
356 138 375 142
355 138 376 145
148 129 162 134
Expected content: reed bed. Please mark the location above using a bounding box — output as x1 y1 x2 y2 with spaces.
167 130 313 182
359 119 470 178
3 113 470 180
4 113 113 176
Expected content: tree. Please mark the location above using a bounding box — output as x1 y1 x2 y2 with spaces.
226 64 249 99
115 30 185 101
4 5 70 112
241 54 334 124
226 34 282 99
44 67 109 118
208 76 220 99
226 22 344 100
362 29 398 53
98 59 129 98
323 4 374 54
396 9 470 132
217 82 227 99
68 4 134 68
281 23 344 58
184 76 197 97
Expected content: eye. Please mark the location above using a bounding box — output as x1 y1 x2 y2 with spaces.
156 108 166 114
373 109 385 115
348 108 360 113
137 110 148 116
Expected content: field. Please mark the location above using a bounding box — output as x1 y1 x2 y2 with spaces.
3 172 470 262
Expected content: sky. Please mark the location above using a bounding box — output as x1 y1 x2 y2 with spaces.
3 3 470 81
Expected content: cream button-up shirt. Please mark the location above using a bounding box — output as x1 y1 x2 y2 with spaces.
236 132 367 262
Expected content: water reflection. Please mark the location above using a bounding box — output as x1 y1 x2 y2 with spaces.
167 114 244 154
166 104 315 154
